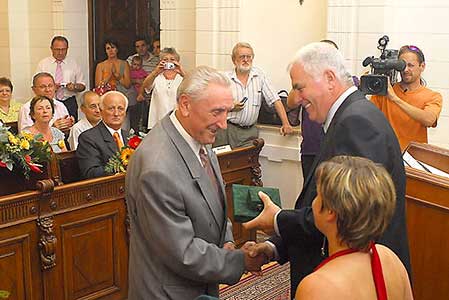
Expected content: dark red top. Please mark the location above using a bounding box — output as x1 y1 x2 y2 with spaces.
314 242 387 300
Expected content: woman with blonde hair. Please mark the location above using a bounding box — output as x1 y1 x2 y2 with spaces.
295 156 413 300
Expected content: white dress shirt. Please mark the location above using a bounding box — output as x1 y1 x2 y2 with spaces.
36 56 86 100
68 118 99 150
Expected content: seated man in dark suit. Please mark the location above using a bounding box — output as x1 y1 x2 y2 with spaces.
77 91 128 179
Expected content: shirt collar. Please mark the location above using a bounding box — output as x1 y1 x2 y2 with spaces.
103 121 123 140
323 86 358 132
230 67 257 81
169 111 203 163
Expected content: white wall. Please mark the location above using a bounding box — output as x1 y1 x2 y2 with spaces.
0 0 89 103
328 0 449 149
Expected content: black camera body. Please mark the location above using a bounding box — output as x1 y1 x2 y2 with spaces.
360 36 406 96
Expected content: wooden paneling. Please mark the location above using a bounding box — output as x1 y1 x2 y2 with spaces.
0 139 264 299
405 142 449 300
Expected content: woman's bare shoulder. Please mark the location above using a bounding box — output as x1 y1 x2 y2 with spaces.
296 271 350 300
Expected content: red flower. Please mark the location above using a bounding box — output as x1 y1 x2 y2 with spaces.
128 136 142 149
24 155 43 173
0 160 6 168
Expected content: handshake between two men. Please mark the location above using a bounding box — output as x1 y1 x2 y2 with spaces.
239 192 281 274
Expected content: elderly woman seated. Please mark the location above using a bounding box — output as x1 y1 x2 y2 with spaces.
22 95 67 153
295 156 413 300
0 77 21 123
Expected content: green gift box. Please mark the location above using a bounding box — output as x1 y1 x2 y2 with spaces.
231 184 282 223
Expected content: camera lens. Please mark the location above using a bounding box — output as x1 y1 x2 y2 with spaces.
368 78 383 93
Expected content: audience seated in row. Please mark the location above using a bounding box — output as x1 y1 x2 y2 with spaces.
22 95 67 153
0 77 21 123
76 91 128 179
68 91 101 150
18 72 74 134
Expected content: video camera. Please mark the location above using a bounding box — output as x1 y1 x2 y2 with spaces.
360 35 406 96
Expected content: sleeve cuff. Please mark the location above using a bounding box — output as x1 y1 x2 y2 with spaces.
274 210 282 237
264 241 279 261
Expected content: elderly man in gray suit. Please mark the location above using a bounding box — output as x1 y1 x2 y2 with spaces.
126 66 266 299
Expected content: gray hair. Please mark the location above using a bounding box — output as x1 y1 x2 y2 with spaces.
80 90 99 107
290 42 353 85
160 47 180 61
99 91 129 110
232 42 254 60
176 66 231 102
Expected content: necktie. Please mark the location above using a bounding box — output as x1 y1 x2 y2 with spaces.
113 132 124 150
199 148 223 208
55 60 64 100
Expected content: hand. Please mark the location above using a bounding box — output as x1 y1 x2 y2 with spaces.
242 191 281 236
241 241 269 274
223 242 236 251
136 93 145 102
232 101 245 112
53 115 74 132
386 78 398 102
280 124 293 135
66 82 75 91
173 61 185 77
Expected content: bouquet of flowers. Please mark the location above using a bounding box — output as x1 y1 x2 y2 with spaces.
0 124 51 179
104 129 145 175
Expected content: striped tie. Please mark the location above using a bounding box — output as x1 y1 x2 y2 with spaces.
55 60 64 100
199 148 223 208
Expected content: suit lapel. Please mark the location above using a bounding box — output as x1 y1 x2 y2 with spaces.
161 116 225 231
299 91 360 204
98 122 118 154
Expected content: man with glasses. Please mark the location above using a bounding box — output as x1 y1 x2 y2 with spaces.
371 45 442 150
68 91 101 150
213 42 293 149
18 72 74 133
77 91 128 179
36 36 86 121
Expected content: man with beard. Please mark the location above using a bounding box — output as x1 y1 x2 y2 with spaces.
371 45 442 151
213 42 293 149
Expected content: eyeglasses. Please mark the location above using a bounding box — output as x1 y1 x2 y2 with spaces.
86 104 100 110
400 45 425 62
238 54 253 60
35 84 55 90
52 48 68 52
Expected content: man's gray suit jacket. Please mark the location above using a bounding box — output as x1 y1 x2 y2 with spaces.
126 115 245 300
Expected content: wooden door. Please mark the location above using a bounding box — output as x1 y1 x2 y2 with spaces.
88 0 160 86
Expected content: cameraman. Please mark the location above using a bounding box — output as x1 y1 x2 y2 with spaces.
371 45 442 150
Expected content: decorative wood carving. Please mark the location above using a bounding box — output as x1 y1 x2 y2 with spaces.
37 216 56 270
250 139 264 186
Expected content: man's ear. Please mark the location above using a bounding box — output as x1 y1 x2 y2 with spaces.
323 69 337 89
177 94 190 117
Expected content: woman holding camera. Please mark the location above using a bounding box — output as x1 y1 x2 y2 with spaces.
294 156 413 300
137 47 184 130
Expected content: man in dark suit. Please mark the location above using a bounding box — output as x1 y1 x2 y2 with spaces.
77 91 128 179
125 66 266 300
243 42 411 297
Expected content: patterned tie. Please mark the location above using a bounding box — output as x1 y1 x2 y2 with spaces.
55 60 64 100
199 148 223 208
113 132 124 150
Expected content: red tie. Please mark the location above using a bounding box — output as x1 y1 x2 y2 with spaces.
113 132 124 150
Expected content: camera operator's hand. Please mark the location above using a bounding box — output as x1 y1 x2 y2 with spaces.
386 78 400 103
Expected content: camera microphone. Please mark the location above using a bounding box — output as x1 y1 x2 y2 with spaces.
403 88 408 93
